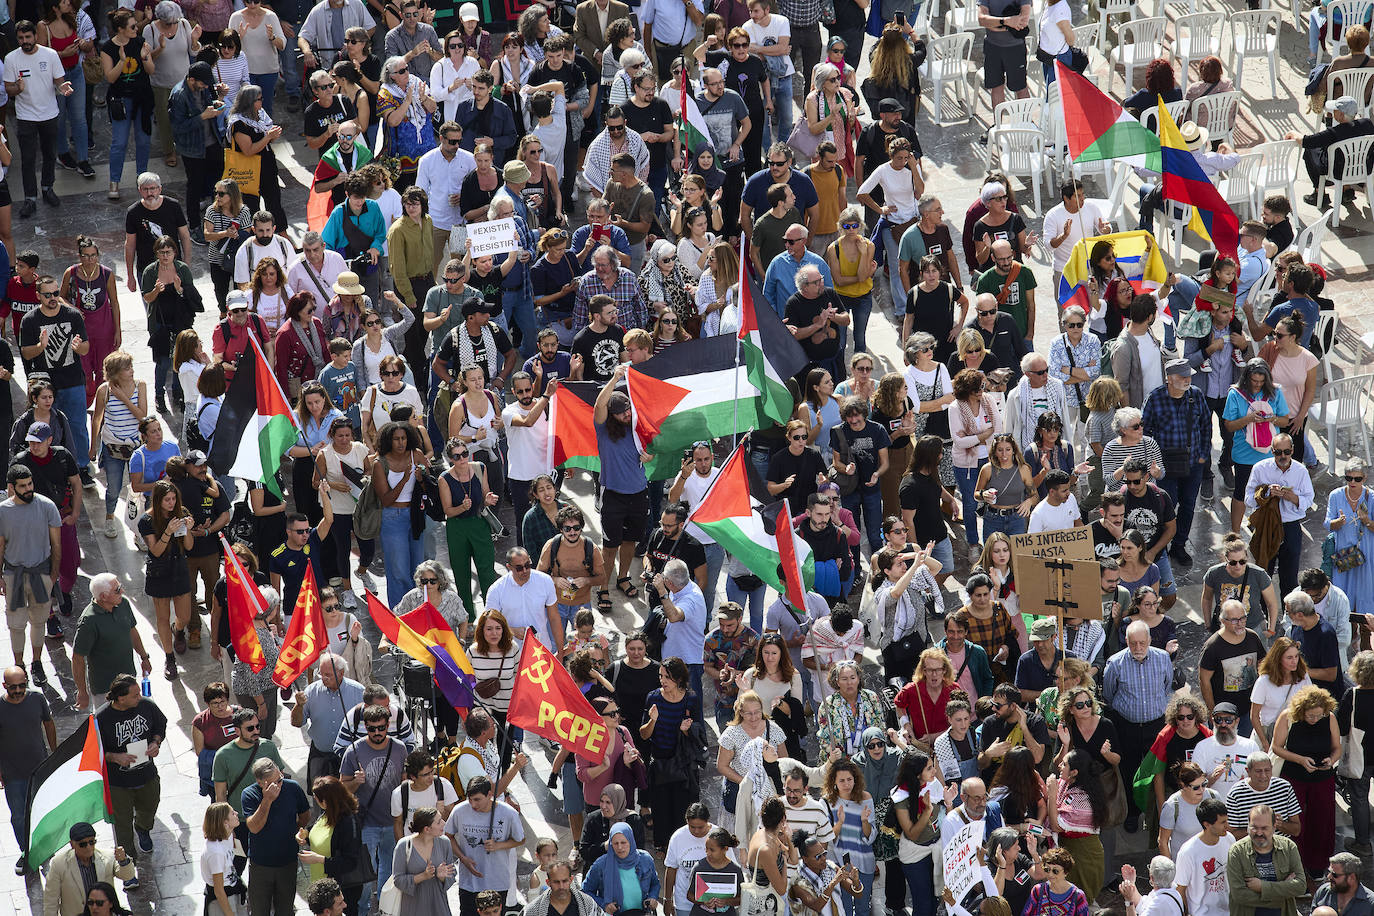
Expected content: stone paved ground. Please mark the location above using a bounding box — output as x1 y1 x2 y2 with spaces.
4 0 1374 910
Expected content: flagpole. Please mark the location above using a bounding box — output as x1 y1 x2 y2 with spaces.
732 239 745 448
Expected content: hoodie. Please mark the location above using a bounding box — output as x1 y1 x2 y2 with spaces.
582 823 661 911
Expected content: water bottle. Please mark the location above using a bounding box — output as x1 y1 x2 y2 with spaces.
140 675 152 698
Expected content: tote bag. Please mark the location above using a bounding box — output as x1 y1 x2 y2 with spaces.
1341 690 1367 778
741 841 785 916
223 148 261 197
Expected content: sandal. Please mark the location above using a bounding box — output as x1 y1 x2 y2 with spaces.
596 590 613 613
616 576 639 599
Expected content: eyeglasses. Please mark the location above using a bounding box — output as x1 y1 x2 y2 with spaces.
1176 713 1195 721
562 524 583 532
365 724 390 733
730 41 749 47
854 365 873 373
989 194 1008 202
1223 615 1247 623
5 680 28 690
381 369 403 377
1272 448 1293 456
1065 322 1084 329
214 190 229 197
509 563 530 572
241 723 261 732
977 308 997 317
661 317 678 324
448 42 463 49
345 38 364 44
604 708 621 717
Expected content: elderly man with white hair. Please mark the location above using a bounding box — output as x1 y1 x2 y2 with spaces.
1104 619 1174 832
1004 351 1068 452
653 557 707 720
287 231 349 302
784 261 849 380
72 573 153 710
1223 750 1303 839
966 291 1030 386
291 652 365 786
1119 856 1184 916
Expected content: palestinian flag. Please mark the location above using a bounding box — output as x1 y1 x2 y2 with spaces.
1056 61 1162 171
662 69 711 157
25 716 109 867
208 331 299 498
739 251 808 426
690 440 812 609
695 872 741 904
548 380 602 472
1132 721 1212 809
307 140 375 232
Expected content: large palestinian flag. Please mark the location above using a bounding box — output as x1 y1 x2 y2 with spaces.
738 252 808 425
690 440 813 609
208 331 299 497
25 716 109 866
548 380 603 472
1056 61 1161 172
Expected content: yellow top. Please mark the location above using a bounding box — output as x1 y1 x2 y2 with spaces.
831 237 873 298
308 818 333 881
807 164 843 236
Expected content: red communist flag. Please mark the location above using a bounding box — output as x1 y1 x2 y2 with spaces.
506 633 611 762
221 535 266 672
272 564 326 688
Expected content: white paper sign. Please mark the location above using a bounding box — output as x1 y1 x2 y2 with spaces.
942 816 986 908
469 217 518 258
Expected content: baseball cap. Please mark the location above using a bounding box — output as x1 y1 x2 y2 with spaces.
460 2 479 20
26 421 52 442
879 98 903 113
1326 95 1359 118
226 290 250 311
186 449 209 466
1212 702 1239 716
1164 358 1195 377
188 61 215 85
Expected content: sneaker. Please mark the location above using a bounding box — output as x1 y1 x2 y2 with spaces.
135 827 153 853
187 628 202 650
341 589 357 609
14 856 26 875
1308 460 1327 477
41 188 60 207
60 592 72 616
30 658 46 686
18 199 35 218
1220 464 1236 490
45 614 62 639
163 656 177 680
1201 476 1214 501
80 467 96 489
57 153 78 171
173 629 188 654
1170 546 1193 567
107 182 120 200
546 770 559 789
123 876 140 891
77 161 95 179
105 516 118 538
1303 191 1330 208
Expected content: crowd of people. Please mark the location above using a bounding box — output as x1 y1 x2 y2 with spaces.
0 0 1373 915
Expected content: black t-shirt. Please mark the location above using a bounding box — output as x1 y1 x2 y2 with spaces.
124 199 188 271
303 96 358 144
920 225 956 280
623 97 674 170
12 446 78 514
1122 484 1176 551
830 420 891 486
785 290 846 363
460 170 498 222
766 445 827 514
137 511 189 580
978 708 1051 780
97 698 168 787
721 53 767 109
466 269 505 318
1266 218 1294 255
571 324 626 384
871 395 916 451
908 284 958 363
899 472 948 545
1163 729 1207 792
855 121 919 179
435 322 515 373
1199 630 1265 708
1091 521 1123 562
531 58 587 104
175 474 233 558
19 305 88 390
970 213 1027 272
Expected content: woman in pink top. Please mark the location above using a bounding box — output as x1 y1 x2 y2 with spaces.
576 694 640 808
950 367 1003 547
1269 312 1319 463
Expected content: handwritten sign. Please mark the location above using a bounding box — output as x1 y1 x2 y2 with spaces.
469 217 518 258
942 817 987 909
1011 527 1094 561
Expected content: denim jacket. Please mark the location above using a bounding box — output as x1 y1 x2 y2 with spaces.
168 79 217 157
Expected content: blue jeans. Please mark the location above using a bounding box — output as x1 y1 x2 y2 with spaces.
56 63 88 161
359 824 397 916
702 541 725 607
930 537 954 575
844 293 873 356
503 288 538 359
55 384 89 470
4 776 27 850
687 662 705 721
380 506 422 606
725 575 767 633
1158 459 1206 551
109 111 150 184
955 461 986 545
842 486 884 551
1310 8 1324 59
103 449 129 515
279 25 303 100
901 857 935 916
841 870 875 916
882 228 905 316
250 73 279 117
981 510 1027 538
763 77 794 150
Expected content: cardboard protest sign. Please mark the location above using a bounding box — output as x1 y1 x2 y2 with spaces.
1011 528 1100 620
469 217 518 258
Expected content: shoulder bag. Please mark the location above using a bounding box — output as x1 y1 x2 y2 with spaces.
1334 490 1368 572
1341 689 1367 778
331 811 378 887
353 470 382 541
740 836 785 916
475 650 508 700
787 93 825 161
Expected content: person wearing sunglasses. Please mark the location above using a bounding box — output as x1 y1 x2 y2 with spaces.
47 824 135 910
304 69 360 155
340 706 409 913
0 663 53 876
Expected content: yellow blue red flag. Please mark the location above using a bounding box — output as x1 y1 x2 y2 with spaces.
1058 230 1169 311
1157 100 1239 260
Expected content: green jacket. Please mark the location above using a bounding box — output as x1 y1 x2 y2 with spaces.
1226 835 1307 916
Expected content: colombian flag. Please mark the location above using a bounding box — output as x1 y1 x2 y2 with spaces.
366 592 476 713
1157 100 1239 261
1057 230 1170 311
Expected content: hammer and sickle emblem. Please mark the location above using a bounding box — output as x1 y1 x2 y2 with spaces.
525 653 555 694
278 632 318 666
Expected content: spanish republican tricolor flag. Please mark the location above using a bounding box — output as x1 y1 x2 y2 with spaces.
25 716 110 866
207 329 299 499
366 592 476 713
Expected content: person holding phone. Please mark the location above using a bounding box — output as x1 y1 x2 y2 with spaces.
1269 685 1340 881
138 478 196 680
790 830 861 916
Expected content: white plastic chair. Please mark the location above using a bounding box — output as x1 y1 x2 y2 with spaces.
1230 10 1281 98
1072 23 1099 59
985 98 1042 168
1308 373 1373 467
1218 153 1264 221
1083 160 1133 225
1190 89 1242 148
1324 0 1374 59
1251 139 1301 205
1323 134 1374 226
1112 17 1168 91
1296 206 1337 263
920 32 976 122
1247 262 1279 316
1174 12 1226 78
1164 200 1193 263
1326 67 1374 118
914 0 938 37
995 127 1050 212
1096 0 1138 51
944 0 983 35
1315 311 1340 384
1136 98 1191 136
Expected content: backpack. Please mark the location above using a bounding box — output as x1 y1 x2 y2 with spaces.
1098 335 1122 380
185 399 213 453
399 776 446 816
433 744 488 799
353 472 382 541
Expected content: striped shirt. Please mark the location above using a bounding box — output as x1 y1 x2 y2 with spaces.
1223 775 1302 829
784 798 834 875
1102 646 1173 724
1099 435 1164 485
467 641 522 713
101 385 143 447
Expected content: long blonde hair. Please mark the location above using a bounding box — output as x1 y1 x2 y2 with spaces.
869 26 914 90
708 240 738 295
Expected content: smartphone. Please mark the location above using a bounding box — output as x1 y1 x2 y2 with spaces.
842 853 852 868
896 11 906 25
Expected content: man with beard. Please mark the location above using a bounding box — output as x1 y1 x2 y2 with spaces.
502 372 555 540
341 705 408 915
643 502 708 610
1120 457 1179 610
594 367 651 614
0 465 61 681
571 295 626 385
486 547 561 654
311 120 372 206
1244 433 1314 599
3 20 75 216
521 859 598 916
1313 854 1374 916
1197 600 1266 734
1192 701 1261 799
11 421 80 621
795 493 854 608
124 173 194 289
303 72 359 154
1226 805 1306 916
232 211 294 288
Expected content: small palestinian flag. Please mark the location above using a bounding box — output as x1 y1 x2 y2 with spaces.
694 872 741 904
25 716 109 866
208 330 299 497
548 380 602 472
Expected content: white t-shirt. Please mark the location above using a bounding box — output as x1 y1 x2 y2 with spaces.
743 16 793 76
234 236 295 285
1037 0 1072 57
664 825 711 913
391 776 458 825
1028 495 1081 533
1043 199 1106 273
1248 674 1312 727
1190 735 1261 799
199 837 238 886
1174 833 1234 916
1159 787 1220 859
4 46 63 122
363 384 425 429
502 401 551 483
486 571 560 650
858 162 919 224
1133 331 1163 395
681 466 723 544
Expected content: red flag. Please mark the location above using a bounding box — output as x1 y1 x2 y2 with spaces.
220 535 267 672
272 564 326 688
507 633 611 762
